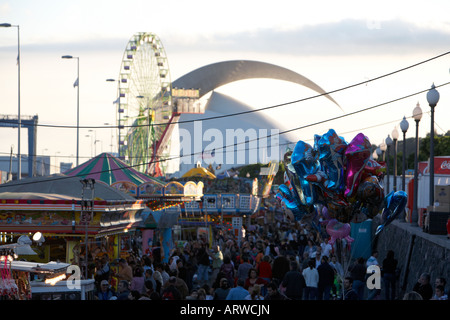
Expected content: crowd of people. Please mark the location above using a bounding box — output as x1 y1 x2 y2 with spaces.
91 221 448 301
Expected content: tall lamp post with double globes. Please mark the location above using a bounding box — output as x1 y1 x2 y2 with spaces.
426 84 440 206
412 102 422 226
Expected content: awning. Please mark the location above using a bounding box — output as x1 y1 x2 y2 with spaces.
1 261 70 274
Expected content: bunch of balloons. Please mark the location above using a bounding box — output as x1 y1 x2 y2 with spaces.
275 129 407 242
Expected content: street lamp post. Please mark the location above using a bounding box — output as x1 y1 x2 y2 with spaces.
85 134 93 158
399 116 409 221
376 147 382 162
385 135 393 194
392 127 399 191
400 116 409 192
426 84 440 206
88 129 97 156
104 123 114 153
62 55 80 166
412 103 422 226
380 141 387 161
1 23 21 180
80 178 95 280
372 149 378 161
106 79 122 157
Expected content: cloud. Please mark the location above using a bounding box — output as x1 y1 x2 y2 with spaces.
166 19 450 56
3 19 449 58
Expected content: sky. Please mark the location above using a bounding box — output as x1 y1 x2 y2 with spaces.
1 0 450 173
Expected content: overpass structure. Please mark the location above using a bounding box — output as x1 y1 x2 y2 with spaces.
0 115 38 178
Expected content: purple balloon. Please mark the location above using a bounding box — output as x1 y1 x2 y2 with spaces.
344 133 371 198
326 219 354 245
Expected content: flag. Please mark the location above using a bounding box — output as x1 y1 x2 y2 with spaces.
16 54 19 66
113 97 120 104
73 77 79 88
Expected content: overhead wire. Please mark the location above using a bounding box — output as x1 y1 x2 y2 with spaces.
12 50 450 130
1 80 449 188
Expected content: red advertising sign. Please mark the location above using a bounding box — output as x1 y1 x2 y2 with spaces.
419 156 450 175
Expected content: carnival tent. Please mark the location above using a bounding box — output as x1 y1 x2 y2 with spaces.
182 166 216 179
63 152 164 187
0 174 135 201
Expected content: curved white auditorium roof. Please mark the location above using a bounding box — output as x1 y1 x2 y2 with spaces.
168 59 340 177
173 91 294 177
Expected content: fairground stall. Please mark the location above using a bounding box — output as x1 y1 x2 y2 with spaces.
0 242 70 300
0 173 146 279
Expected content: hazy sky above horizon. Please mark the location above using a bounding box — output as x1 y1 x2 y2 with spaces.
1 0 449 170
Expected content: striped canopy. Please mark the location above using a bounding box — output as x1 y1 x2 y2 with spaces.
64 153 164 187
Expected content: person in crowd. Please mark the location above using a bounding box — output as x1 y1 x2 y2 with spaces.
366 250 379 268
152 269 163 295
304 240 317 259
257 255 272 284
210 244 224 286
196 241 211 287
130 267 146 295
302 259 319 300
317 255 335 300
245 284 264 300
226 278 249 300
435 277 448 296
431 285 448 300
220 255 235 286
244 268 268 291
128 290 141 300
95 256 110 289
382 250 398 300
236 254 252 282
282 261 306 300
196 288 207 300
96 280 115 300
116 280 131 300
116 258 133 282
413 273 433 300
144 268 157 293
347 257 366 300
343 277 358 300
320 238 332 258
161 276 182 300
264 281 289 300
163 272 189 299
154 262 170 285
214 278 231 300
271 254 290 284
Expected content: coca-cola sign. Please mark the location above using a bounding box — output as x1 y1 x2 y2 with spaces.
419 157 450 175
441 161 450 170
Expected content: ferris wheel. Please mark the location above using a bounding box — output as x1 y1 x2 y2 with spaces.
116 32 172 175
